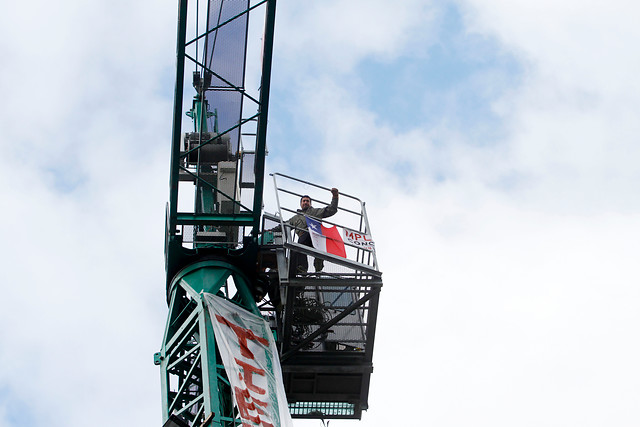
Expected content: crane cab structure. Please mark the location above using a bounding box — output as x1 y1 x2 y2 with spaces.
157 0 383 425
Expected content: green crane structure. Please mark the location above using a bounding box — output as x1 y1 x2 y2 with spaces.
156 1 383 426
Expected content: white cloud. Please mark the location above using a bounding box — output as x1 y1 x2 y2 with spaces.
275 0 437 73
3 0 640 426
456 0 640 209
0 1 173 425
276 1 640 426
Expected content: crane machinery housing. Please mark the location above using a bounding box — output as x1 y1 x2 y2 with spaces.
155 1 383 425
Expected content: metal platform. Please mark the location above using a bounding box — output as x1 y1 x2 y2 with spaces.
257 174 383 420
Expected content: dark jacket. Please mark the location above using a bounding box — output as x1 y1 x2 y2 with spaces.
286 196 338 237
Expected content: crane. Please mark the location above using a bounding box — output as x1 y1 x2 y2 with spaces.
155 1 383 425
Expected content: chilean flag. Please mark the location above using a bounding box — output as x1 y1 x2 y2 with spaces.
305 217 347 258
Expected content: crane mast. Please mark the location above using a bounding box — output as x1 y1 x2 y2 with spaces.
158 1 276 425
157 1 383 426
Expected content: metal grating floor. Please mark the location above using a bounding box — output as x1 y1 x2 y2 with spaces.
288 401 356 418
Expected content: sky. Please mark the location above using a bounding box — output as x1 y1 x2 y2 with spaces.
1 0 640 426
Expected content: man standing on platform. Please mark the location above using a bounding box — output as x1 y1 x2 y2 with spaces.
285 188 339 275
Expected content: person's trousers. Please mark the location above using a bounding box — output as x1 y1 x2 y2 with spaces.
289 232 324 276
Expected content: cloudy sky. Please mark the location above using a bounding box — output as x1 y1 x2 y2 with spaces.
2 0 640 426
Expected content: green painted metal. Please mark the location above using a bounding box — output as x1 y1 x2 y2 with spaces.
159 260 259 425
175 260 258 313
163 0 275 280
160 0 384 419
175 213 255 226
185 0 269 49
251 0 277 237
160 1 278 424
167 0 188 243
185 94 214 133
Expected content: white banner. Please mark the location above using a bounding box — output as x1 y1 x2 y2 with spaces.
204 293 293 427
343 229 375 252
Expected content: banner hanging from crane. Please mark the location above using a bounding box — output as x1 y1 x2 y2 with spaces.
204 293 293 427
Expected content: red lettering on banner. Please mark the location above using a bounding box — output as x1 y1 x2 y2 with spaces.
345 231 373 243
236 358 267 395
234 386 275 427
216 315 268 359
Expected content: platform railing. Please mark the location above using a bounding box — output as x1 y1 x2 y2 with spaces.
268 173 380 277
258 175 383 420
259 175 383 355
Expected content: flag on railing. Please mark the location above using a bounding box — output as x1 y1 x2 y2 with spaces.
305 216 347 258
